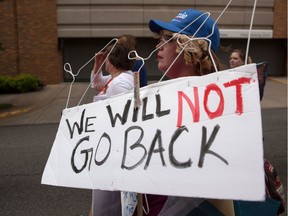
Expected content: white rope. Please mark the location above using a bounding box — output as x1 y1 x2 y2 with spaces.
77 38 118 107
63 63 75 109
125 9 227 81
128 50 145 72
63 38 118 109
159 43 188 82
142 194 149 215
64 0 258 110
245 0 258 64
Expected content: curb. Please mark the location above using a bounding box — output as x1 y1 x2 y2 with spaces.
267 77 287 85
0 106 34 119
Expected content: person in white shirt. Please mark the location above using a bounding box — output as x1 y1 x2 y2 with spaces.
90 43 135 216
91 43 134 102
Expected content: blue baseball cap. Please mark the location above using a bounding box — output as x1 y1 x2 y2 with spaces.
149 9 220 52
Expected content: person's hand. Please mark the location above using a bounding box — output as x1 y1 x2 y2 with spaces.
93 51 107 74
95 51 107 66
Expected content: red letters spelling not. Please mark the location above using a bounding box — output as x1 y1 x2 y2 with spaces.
177 77 252 127
177 87 200 127
223 77 251 115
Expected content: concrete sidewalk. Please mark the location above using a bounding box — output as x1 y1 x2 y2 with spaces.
0 82 95 126
0 77 287 127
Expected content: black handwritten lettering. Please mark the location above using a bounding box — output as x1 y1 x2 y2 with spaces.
71 136 93 173
144 129 166 170
107 100 131 127
85 116 97 133
156 94 170 117
94 133 111 166
65 109 96 139
132 107 139 122
121 126 147 170
66 109 86 139
198 125 228 167
169 126 192 168
142 97 154 121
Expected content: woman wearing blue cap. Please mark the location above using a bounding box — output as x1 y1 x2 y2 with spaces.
138 8 283 216
149 9 222 79
132 9 234 216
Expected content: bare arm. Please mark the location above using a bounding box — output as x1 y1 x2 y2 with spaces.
90 52 110 90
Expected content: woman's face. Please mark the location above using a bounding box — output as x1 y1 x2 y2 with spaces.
229 52 244 68
156 33 185 78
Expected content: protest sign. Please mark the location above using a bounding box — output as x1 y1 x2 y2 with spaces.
41 64 265 201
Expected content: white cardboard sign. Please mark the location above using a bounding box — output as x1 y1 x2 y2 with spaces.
41 64 265 201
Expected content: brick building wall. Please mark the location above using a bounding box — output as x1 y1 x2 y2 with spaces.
274 0 287 76
0 0 19 76
0 1 286 84
273 0 287 38
0 0 62 84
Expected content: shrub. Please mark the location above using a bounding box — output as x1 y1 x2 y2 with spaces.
14 74 42 93
0 75 16 93
0 74 43 94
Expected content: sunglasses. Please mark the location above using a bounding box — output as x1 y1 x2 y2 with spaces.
158 34 175 44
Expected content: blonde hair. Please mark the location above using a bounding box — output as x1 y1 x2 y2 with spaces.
173 32 222 76
155 29 223 76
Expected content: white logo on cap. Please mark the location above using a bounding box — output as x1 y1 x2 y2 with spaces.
175 12 188 20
